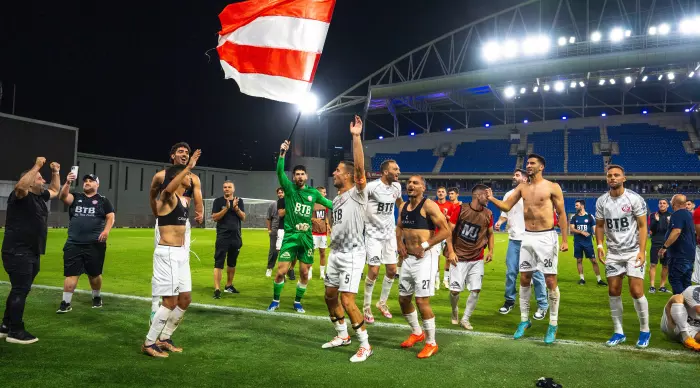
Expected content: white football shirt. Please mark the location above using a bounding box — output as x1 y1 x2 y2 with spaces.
682 285 700 324
595 188 647 255
364 179 402 239
500 189 525 241
330 186 367 253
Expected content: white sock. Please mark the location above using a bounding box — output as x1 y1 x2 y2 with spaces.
670 303 690 340
423 317 436 345
320 266 325 277
92 289 101 298
363 277 376 308
404 310 423 335
159 306 185 341
596 275 602 282
151 296 160 314
579 274 585 280
334 319 349 338
146 305 172 344
609 296 624 334
355 327 370 348
519 285 531 322
548 287 560 326
463 291 480 321
450 293 460 317
379 276 394 304
633 295 650 332
443 271 449 281
63 292 73 304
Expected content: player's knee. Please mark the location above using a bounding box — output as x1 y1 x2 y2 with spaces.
670 294 684 304
385 265 397 277
472 289 481 294
450 290 460 296
340 294 356 310
398 295 412 307
178 294 192 308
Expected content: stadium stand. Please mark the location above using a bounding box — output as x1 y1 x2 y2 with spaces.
440 139 516 173
528 130 565 173
371 149 438 173
568 127 604 173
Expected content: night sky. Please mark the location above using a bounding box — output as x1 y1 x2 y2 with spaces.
1 0 518 170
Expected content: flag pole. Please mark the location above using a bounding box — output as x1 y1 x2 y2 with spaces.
286 110 303 142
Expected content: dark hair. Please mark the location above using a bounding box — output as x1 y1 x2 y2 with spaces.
276 187 283 193
292 165 307 174
527 153 546 167
472 184 488 194
606 164 625 173
380 159 396 173
409 175 426 187
316 186 326 191
340 160 354 174
164 165 186 183
575 199 586 207
514 168 526 175
170 142 191 158
448 187 460 194
437 186 447 191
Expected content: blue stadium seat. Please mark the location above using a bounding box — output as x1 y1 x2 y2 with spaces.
528 130 565 173
441 139 516 173
568 127 603 173
371 149 438 173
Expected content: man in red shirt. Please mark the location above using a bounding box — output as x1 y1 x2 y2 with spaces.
435 186 459 289
692 206 700 284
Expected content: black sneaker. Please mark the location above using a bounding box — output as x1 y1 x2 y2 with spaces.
597 279 608 286
498 301 515 314
659 287 669 293
56 301 72 314
578 279 586 285
287 269 296 280
213 289 221 299
6 330 38 344
224 285 239 294
649 286 656 294
0 324 9 339
92 296 103 309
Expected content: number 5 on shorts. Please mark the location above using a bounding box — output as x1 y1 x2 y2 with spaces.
344 274 350 284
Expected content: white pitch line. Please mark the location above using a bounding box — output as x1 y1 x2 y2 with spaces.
2 281 698 359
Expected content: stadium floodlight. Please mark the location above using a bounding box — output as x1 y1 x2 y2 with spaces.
579 81 585 87
485 123 491 128
503 40 518 58
659 23 670 35
410 131 415 136
562 116 567 120
679 19 697 34
504 86 516 98
533 86 539 93
649 26 658 35
523 119 529 123
520 87 527 94
554 81 565 92
625 30 632 37
537 36 551 54
668 72 675 80
625 76 632 84
642 75 648 81
642 110 648 114
522 37 538 56
570 81 577 88
599 79 606 85
601 113 607 117
591 31 602 42
690 71 696 78
569 36 576 44
482 41 501 62
686 109 691 113
543 84 551 91
558 36 567 46
446 128 452 132
658 74 663 81
297 92 319 114
378 136 384 140
609 78 616 85
610 27 624 42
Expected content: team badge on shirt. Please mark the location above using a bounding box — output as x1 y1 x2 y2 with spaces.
308 196 312 201
621 204 631 213
584 219 589 223
92 200 98 205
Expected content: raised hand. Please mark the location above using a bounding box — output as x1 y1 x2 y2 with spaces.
50 162 60 173
66 173 77 183
349 115 363 136
485 188 494 200
35 157 46 168
280 140 290 157
188 149 201 169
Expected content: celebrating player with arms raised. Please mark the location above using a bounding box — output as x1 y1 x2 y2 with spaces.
322 116 372 362
396 175 452 358
595 164 650 348
487 154 568 344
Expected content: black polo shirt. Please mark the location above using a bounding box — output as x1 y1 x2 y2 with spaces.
67 192 115 244
212 197 245 239
277 197 285 230
2 190 51 255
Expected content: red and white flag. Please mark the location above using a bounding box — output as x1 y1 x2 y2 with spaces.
217 0 336 104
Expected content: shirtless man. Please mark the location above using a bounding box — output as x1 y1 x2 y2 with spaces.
396 175 452 359
487 154 568 344
142 149 201 358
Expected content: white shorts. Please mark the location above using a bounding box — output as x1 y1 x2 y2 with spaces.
275 229 285 251
324 250 366 293
365 236 398 266
692 246 700 284
154 219 191 252
152 245 192 297
313 235 328 249
605 250 645 279
520 230 559 275
448 260 485 292
660 310 700 340
398 248 439 298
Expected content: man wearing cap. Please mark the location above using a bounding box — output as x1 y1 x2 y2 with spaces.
56 171 115 313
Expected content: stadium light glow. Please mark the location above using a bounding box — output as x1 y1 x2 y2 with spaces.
533 86 539 93
625 30 632 37
562 116 567 120
482 41 501 62
601 113 607 117
378 136 384 139
591 31 602 42
625 76 632 84
410 131 415 136
485 123 491 128
504 86 516 98
446 128 451 132
554 81 565 92
543 84 551 91
658 74 663 81
610 28 624 42
642 75 648 82
297 92 319 114
679 18 697 34
558 36 567 46
659 23 670 35
599 79 606 85
569 36 576 44
668 72 675 80
690 71 695 78
579 81 585 87
537 36 551 54
609 78 616 85
520 87 527 94
642 110 648 114
523 119 529 124
570 81 577 88
503 40 518 58
649 26 658 35
686 109 691 113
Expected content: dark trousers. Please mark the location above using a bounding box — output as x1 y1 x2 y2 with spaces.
267 231 278 269
667 256 693 295
2 253 40 331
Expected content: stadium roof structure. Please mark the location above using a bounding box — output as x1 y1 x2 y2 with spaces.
317 0 700 140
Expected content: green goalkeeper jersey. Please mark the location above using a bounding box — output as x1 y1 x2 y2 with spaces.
277 156 333 234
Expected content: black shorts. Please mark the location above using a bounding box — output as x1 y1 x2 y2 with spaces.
649 243 667 265
214 236 242 269
574 242 595 259
63 242 107 277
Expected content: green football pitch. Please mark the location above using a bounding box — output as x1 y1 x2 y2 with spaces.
0 229 698 387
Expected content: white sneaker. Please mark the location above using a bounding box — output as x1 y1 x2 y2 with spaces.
451 308 459 325
460 319 473 330
322 336 351 349
364 306 375 324
533 307 548 321
443 279 450 289
349 346 373 362
265 269 272 278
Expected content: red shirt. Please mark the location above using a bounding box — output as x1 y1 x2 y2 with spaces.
436 200 458 233
693 207 700 244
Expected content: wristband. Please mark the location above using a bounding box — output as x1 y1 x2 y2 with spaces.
597 244 603 249
421 241 430 250
662 245 668 250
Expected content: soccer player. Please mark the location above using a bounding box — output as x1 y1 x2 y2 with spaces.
686 200 696 212
211 181 245 298
570 200 605 286
487 154 568 344
595 164 650 348
363 159 403 323
396 175 452 358
447 185 494 330
649 199 672 293
494 169 549 319
148 142 203 323
322 115 372 362
659 285 700 351
443 187 462 288
142 149 201 358
312 186 331 281
265 188 284 278
434 186 457 290
1 158 60 344
268 140 333 313
658 194 697 295
56 173 115 313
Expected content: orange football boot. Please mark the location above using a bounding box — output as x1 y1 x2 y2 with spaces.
682 337 700 352
417 343 439 359
400 332 425 348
